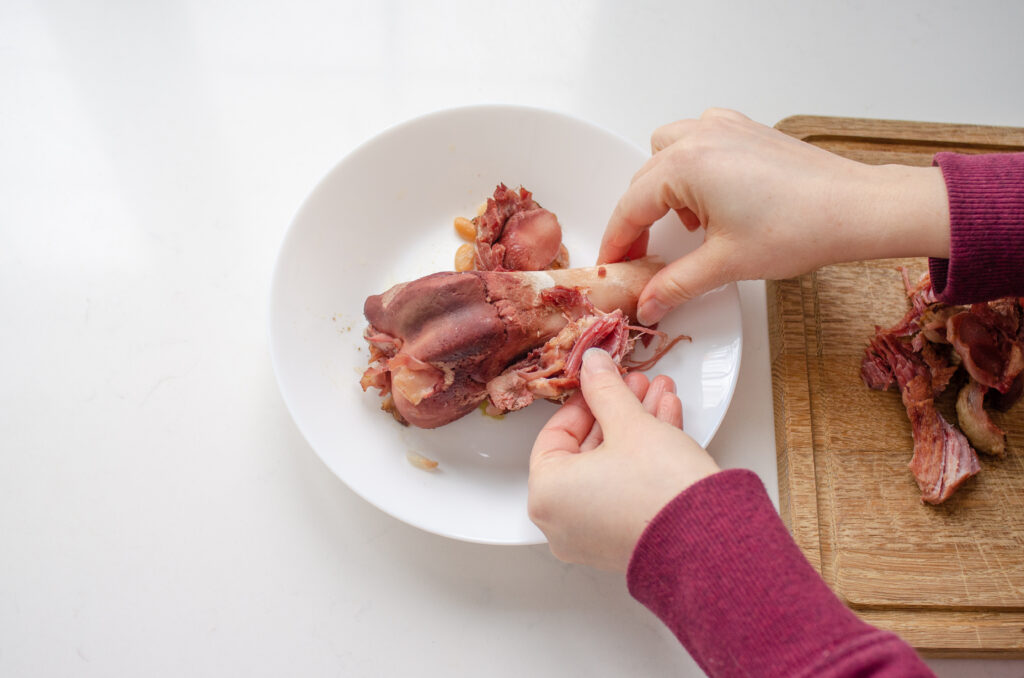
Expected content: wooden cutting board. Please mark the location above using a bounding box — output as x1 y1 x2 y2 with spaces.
768 115 1024 657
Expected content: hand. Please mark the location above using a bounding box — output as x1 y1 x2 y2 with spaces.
528 348 720 572
599 108 951 325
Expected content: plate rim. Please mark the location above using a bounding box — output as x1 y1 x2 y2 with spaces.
268 103 743 545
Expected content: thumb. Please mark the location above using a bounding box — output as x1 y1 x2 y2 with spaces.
579 349 648 436
636 241 731 325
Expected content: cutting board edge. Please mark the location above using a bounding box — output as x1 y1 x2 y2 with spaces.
768 115 1024 657
767 276 826 572
775 114 1024 148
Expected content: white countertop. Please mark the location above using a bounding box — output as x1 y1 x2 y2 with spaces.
2 1 1021 675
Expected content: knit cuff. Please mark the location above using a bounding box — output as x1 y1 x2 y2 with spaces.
928 152 1024 303
626 469 874 678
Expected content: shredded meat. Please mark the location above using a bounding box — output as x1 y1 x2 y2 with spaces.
485 299 692 413
861 269 1024 503
864 332 980 503
360 259 687 429
905 386 982 504
488 309 632 412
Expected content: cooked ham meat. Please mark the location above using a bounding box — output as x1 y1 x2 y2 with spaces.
361 259 676 428
487 308 632 412
956 377 1006 457
474 184 563 271
905 386 982 504
861 270 1024 503
485 301 690 414
947 302 1024 394
864 332 980 503
861 327 957 398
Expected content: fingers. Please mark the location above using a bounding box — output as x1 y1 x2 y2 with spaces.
656 392 684 429
700 107 749 122
624 371 652 402
636 240 732 326
675 207 701 230
578 421 602 452
641 375 674 414
530 390 594 468
651 118 698 154
643 375 683 430
580 371 650 451
650 109 747 154
623 229 650 262
579 349 649 437
599 168 681 264
603 114 721 264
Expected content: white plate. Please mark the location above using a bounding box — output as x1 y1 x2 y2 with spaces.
269 105 742 545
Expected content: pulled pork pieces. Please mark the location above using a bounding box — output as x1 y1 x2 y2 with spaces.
861 271 1024 502
485 289 689 414
864 333 979 503
947 300 1024 456
361 259 687 429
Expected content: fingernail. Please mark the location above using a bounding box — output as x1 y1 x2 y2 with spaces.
582 348 615 374
637 300 667 326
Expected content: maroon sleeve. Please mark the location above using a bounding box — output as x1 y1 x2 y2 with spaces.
928 152 1024 303
626 470 934 678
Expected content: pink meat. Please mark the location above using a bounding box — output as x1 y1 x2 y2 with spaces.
882 269 947 338
864 333 980 503
860 330 896 391
901 267 940 313
499 208 562 271
947 302 1024 395
919 342 959 397
474 184 562 271
904 379 982 504
487 309 633 412
861 272 1024 504
361 259 667 428
862 331 956 398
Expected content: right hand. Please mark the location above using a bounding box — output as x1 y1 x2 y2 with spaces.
599 108 951 325
528 349 719 572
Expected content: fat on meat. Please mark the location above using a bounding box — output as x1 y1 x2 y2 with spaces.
360 259 684 428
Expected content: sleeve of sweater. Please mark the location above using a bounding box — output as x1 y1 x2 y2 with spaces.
928 152 1024 303
626 470 934 678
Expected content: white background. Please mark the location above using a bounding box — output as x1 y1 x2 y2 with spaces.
2 1 1022 676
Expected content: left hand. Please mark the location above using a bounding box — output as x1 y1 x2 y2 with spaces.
597 109 950 325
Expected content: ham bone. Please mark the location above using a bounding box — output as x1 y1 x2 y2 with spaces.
361 258 665 428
